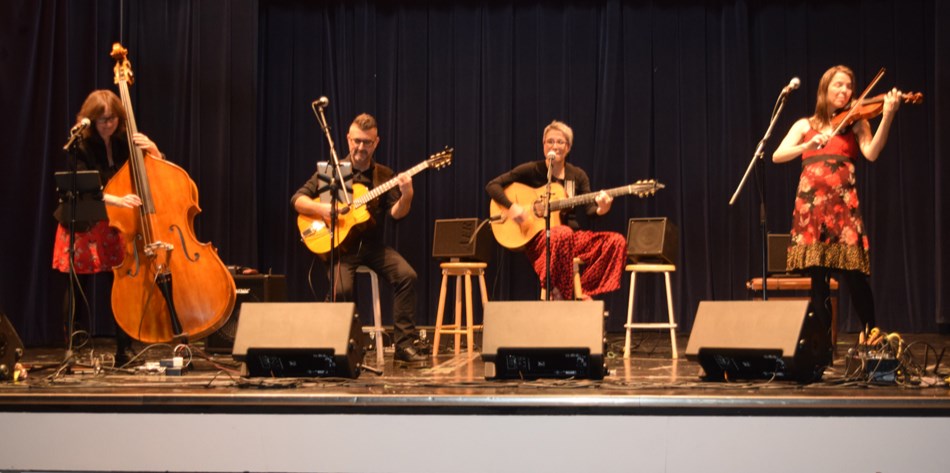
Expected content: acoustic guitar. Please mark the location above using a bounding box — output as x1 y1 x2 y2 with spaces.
489 180 663 250
298 147 453 255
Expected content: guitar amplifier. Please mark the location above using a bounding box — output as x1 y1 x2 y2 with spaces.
205 274 287 354
432 218 494 262
767 233 795 274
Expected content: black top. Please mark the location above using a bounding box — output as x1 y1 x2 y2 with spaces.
485 160 596 230
291 156 402 245
68 134 130 183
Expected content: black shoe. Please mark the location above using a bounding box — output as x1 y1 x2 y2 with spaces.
114 349 135 367
394 346 430 367
412 338 433 356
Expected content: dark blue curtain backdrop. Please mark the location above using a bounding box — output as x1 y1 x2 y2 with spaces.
1 0 946 346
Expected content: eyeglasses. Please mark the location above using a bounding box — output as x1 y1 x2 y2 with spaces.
350 137 376 147
544 138 568 146
96 115 118 124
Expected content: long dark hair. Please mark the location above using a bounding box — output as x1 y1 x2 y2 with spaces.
77 90 127 141
808 65 854 130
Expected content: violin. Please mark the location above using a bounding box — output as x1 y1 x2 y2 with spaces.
830 91 924 129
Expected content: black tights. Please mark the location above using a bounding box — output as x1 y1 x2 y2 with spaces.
808 267 876 332
60 272 131 354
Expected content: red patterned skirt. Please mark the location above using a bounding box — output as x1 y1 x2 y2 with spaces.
526 225 626 298
51 221 125 274
787 156 870 275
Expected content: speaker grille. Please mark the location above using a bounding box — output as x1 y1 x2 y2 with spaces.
432 218 494 262
626 217 678 265
767 233 794 274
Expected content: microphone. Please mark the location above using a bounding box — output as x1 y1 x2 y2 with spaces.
62 118 91 151
312 96 329 108
546 150 557 162
70 118 91 135
782 77 800 95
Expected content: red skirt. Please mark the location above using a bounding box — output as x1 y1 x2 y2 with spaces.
51 221 125 274
526 226 626 298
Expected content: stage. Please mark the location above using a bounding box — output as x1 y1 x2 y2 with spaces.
1 331 949 472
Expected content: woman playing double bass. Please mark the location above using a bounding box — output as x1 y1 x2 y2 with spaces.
51 89 164 364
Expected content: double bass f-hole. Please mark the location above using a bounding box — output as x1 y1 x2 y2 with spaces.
169 224 199 262
125 233 144 278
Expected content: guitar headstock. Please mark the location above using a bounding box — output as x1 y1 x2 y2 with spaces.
427 146 453 170
634 179 665 197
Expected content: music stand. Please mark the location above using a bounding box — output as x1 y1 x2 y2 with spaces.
315 161 353 205
53 170 107 362
54 171 107 226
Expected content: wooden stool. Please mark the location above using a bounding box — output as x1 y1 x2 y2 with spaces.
746 276 839 346
624 263 678 359
433 261 488 355
355 265 385 367
540 257 585 300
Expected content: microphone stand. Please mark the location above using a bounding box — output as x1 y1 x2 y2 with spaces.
58 129 100 366
64 139 81 363
729 85 793 301
312 101 351 302
543 155 554 300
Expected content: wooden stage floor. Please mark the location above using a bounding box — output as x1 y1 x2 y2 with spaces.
3 331 949 416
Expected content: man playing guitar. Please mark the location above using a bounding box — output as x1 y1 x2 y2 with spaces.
292 113 429 366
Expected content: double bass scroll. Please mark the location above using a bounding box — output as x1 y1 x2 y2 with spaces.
104 43 236 344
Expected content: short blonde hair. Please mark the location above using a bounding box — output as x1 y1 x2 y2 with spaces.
543 120 573 147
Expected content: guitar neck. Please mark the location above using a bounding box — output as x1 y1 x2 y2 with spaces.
352 160 430 208
549 183 653 211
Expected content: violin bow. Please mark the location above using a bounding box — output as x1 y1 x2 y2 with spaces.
827 67 886 137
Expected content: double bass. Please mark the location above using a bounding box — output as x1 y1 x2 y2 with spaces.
104 43 235 343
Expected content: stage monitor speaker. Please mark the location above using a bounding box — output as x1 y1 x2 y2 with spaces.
767 233 796 275
0 311 24 381
432 218 495 262
627 217 678 265
685 300 831 383
481 301 606 380
205 274 287 354
232 302 364 378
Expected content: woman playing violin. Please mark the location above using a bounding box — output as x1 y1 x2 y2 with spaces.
772 65 902 339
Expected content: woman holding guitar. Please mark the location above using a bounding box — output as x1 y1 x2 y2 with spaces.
292 113 429 367
486 120 627 300
773 65 906 341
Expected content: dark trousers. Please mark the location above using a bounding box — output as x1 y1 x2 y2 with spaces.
808 267 876 333
326 242 418 349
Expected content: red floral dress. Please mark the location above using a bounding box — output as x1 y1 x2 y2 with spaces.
51 221 125 274
787 129 870 275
